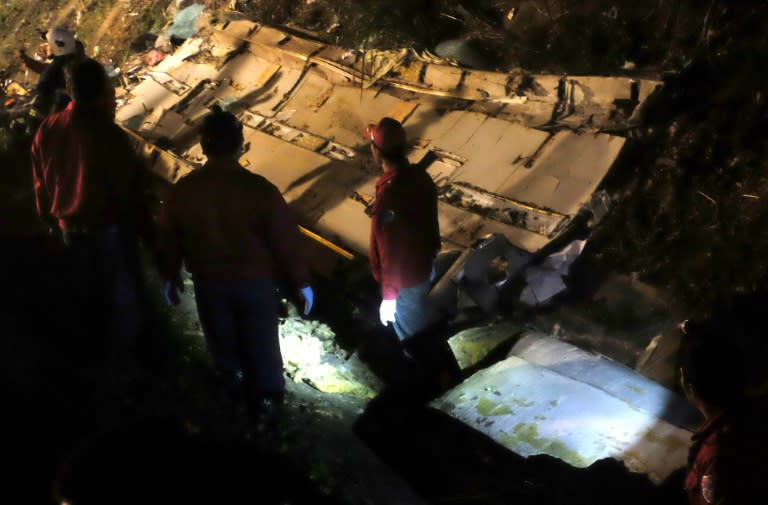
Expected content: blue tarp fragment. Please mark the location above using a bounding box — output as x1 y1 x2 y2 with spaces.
165 4 205 40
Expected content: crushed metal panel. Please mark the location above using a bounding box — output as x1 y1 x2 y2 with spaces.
164 62 218 89
152 38 205 74
385 101 419 125
440 182 568 237
405 107 465 147
285 161 370 225
117 21 661 274
271 71 335 124
151 109 189 142
247 26 310 68
501 131 625 215
269 33 325 62
512 131 625 216
422 64 464 93
462 215 551 253
461 69 510 100
435 202 484 248
210 20 258 54
431 356 692 483
147 71 191 96
448 322 523 370
240 126 329 194
314 196 374 255
245 66 305 117
218 19 259 41
436 203 550 252
215 52 282 105
514 174 561 209
495 100 562 128
533 75 660 108
239 126 368 230
249 24 290 47
283 84 407 149
510 333 701 428
418 151 461 185
451 119 549 191
117 78 183 134
124 128 192 182
430 111 487 156
391 58 425 83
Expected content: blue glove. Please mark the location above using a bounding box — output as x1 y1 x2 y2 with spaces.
163 279 183 306
379 299 396 326
300 286 314 316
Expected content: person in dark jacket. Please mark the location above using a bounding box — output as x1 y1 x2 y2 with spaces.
679 314 768 505
30 28 85 119
365 117 441 342
31 58 149 363
159 106 314 416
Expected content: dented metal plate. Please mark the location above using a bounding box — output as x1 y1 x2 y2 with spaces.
509 333 701 428
431 354 692 483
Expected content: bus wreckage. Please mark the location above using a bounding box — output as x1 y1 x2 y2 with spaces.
115 16 694 485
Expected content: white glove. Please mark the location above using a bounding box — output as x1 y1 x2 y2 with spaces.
300 286 314 316
379 299 396 326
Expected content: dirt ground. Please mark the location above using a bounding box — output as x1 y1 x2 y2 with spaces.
2 0 768 503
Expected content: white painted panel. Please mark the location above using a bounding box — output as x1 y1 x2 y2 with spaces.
432 355 692 483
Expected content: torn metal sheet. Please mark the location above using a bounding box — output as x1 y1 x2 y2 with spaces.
447 322 523 370
117 18 660 265
431 355 693 483
454 234 532 312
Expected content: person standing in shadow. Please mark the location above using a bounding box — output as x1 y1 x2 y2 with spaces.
158 106 314 423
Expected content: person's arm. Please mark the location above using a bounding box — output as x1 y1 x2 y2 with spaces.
110 127 156 245
368 219 382 283
18 48 49 74
30 127 56 231
428 177 441 255
264 183 310 290
372 182 404 301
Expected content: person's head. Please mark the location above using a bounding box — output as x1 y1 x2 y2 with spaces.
200 105 244 160
46 27 76 57
364 117 408 170
65 58 115 117
679 317 746 418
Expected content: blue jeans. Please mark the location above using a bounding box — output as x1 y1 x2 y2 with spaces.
393 273 433 341
64 225 144 359
192 277 284 398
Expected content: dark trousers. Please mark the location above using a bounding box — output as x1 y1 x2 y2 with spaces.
64 226 144 361
192 277 284 399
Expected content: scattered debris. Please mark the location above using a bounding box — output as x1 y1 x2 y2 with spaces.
520 240 586 306
164 3 204 40
144 48 167 67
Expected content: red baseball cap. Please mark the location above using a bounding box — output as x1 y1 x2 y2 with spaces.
363 117 407 155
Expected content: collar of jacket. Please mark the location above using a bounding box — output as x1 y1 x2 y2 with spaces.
375 166 401 190
203 158 242 171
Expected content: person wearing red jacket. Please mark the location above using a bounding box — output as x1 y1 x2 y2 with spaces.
31 58 148 363
366 117 441 342
679 315 767 505
159 106 314 416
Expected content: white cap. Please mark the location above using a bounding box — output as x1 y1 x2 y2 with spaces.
46 27 76 57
